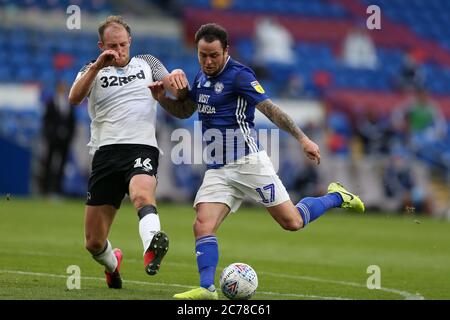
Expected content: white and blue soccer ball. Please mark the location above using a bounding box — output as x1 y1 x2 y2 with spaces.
219 262 258 300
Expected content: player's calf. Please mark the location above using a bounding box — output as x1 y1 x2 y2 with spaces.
266 202 303 231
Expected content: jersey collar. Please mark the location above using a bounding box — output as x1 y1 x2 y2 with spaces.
207 56 231 78
116 57 132 69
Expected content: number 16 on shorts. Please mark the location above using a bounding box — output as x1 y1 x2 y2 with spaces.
134 157 153 172
255 183 275 204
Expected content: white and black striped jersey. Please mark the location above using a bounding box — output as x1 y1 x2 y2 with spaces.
75 54 169 154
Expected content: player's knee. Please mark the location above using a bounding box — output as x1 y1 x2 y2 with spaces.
281 218 302 231
85 239 105 255
130 193 150 210
193 217 214 237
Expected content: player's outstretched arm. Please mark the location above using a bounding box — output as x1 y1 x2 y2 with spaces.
162 69 190 101
256 98 321 164
149 81 197 119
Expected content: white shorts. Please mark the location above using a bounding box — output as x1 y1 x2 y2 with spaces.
194 151 290 212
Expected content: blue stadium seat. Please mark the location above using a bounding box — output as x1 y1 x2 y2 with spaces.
1 9 448 96
5 0 111 13
236 39 255 64
0 66 12 82
363 0 450 51
15 68 35 82
184 0 348 17
10 50 30 65
36 68 56 84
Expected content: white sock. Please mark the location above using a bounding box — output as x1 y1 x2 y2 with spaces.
207 285 216 292
93 240 117 273
139 213 161 253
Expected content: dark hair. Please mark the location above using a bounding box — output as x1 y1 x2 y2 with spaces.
98 15 131 42
194 23 228 49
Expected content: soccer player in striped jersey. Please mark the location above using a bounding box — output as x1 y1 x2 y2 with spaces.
149 23 365 300
69 16 189 289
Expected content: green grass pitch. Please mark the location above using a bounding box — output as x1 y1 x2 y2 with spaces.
1 198 449 300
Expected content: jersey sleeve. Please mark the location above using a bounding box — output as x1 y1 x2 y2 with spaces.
74 60 96 96
234 68 269 106
75 60 95 81
136 54 169 81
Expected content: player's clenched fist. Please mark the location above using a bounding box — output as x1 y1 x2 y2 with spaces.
92 50 120 70
166 69 189 90
300 136 321 165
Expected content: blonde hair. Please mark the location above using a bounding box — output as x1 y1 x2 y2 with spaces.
98 15 131 42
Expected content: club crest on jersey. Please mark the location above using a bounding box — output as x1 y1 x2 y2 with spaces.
251 81 265 94
214 81 224 94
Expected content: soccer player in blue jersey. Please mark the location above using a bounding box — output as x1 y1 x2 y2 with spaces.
149 23 365 300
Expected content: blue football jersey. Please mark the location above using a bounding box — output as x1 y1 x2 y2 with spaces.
189 57 269 169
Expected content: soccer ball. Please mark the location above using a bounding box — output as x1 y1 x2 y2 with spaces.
219 262 258 300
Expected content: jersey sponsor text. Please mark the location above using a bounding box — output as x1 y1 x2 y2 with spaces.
99 70 145 88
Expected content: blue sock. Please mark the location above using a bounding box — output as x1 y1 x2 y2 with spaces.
196 235 218 289
296 193 343 227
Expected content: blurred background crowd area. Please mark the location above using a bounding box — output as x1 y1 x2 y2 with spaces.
0 0 449 218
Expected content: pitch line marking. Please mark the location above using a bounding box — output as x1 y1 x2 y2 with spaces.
0 251 425 300
0 265 424 299
0 269 348 300
0 268 424 300
260 271 425 300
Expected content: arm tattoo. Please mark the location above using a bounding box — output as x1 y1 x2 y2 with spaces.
158 96 197 119
256 99 306 140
